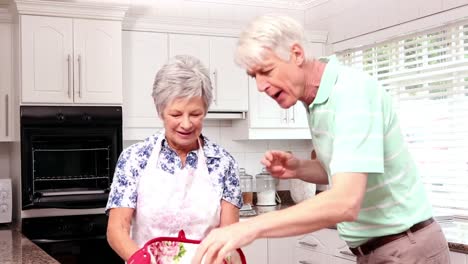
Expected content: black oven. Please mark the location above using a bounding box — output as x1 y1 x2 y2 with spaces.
20 106 122 209
19 106 124 264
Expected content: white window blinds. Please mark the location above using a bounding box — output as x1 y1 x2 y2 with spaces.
337 22 468 218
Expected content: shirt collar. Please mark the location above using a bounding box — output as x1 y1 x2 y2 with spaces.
308 55 341 111
160 134 221 159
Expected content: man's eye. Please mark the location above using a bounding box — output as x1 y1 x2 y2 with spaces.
260 69 272 75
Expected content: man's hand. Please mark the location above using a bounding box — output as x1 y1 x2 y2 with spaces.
261 150 300 179
191 222 256 264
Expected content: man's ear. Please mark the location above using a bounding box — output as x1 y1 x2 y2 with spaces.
291 43 305 66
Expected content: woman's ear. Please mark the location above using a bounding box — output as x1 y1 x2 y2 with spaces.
291 43 305 66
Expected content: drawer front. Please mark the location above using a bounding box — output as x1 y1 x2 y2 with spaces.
294 247 330 264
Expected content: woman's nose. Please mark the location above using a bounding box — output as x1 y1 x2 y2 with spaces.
180 115 192 129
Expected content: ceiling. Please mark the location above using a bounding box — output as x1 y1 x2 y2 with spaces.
184 0 329 9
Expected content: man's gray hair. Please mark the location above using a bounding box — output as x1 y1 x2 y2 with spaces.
235 14 307 69
152 55 213 116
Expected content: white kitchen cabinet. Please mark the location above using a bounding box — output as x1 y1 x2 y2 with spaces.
168 34 248 112
0 22 13 141
294 247 331 264
242 239 268 264
268 236 298 264
122 31 167 139
450 251 468 264
20 15 122 104
332 256 356 264
293 229 356 264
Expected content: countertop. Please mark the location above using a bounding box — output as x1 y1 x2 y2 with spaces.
0 208 467 264
241 204 468 254
0 225 59 264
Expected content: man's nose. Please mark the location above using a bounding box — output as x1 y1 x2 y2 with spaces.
256 76 270 92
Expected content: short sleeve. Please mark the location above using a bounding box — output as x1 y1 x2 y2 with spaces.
105 148 139 212
222 158 243 208
329 71 385 176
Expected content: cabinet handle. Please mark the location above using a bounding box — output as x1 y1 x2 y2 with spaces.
4 94 8 137
339 250 355 257
78 54 82 98
298 241 318 248
212 69 218 104
67 54 72 98
298 261 313 264
283 110 288 123
290 108 295 123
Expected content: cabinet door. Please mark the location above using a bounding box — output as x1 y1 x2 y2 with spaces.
288 103 310 128
268 236 297 264
332 256 356 264
0 23 12 141
242 239 268 264
168 34 210 69
73 19 122 104
450 251 467 264
122 31 167 129
294 247 330 264
248 77 289 128
21 15 73 103
209 37 248 111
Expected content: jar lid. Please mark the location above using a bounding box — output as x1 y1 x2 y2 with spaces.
256 167 273 178
239 168 253 179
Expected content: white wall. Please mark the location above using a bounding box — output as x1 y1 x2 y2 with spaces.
304 0 468 52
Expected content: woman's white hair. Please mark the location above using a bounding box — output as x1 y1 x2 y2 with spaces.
235 14 307 69
152 55 213 116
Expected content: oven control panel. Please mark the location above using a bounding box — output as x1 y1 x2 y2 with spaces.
0 179 12 223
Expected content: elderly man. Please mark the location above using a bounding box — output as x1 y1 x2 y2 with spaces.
193 15 450 264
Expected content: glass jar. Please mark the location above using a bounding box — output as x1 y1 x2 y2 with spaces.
239 168 254 206
255 168 278 206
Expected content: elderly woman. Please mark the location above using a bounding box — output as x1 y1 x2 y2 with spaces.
105 55 242 262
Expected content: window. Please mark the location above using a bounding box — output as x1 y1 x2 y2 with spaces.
338 22 468 218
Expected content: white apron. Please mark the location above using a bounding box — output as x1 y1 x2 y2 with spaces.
132 134 222 247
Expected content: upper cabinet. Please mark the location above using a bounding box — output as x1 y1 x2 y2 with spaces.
20 15 122 105
123 31 249 140
168 34 248 112
0 22 13 141
122 31 168 139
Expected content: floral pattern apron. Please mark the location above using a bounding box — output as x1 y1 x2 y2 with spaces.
132 134 222 247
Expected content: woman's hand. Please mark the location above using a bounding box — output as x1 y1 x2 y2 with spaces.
261 150 300 179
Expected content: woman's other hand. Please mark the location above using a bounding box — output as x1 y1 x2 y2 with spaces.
261 150 300 179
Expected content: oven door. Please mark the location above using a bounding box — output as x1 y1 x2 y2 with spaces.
21 128 121 209
22 214 124 264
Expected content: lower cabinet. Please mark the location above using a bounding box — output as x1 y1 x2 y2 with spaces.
239 228 356 264
242 239 268 264
450 251 468 264
294 247 331 263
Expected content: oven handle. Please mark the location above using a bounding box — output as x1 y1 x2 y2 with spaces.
31 235 106 244
33 193 109 209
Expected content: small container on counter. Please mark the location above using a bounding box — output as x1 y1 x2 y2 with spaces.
255 168 279 206
239 168 254 209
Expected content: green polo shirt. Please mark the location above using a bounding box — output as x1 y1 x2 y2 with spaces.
307 56 433 247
